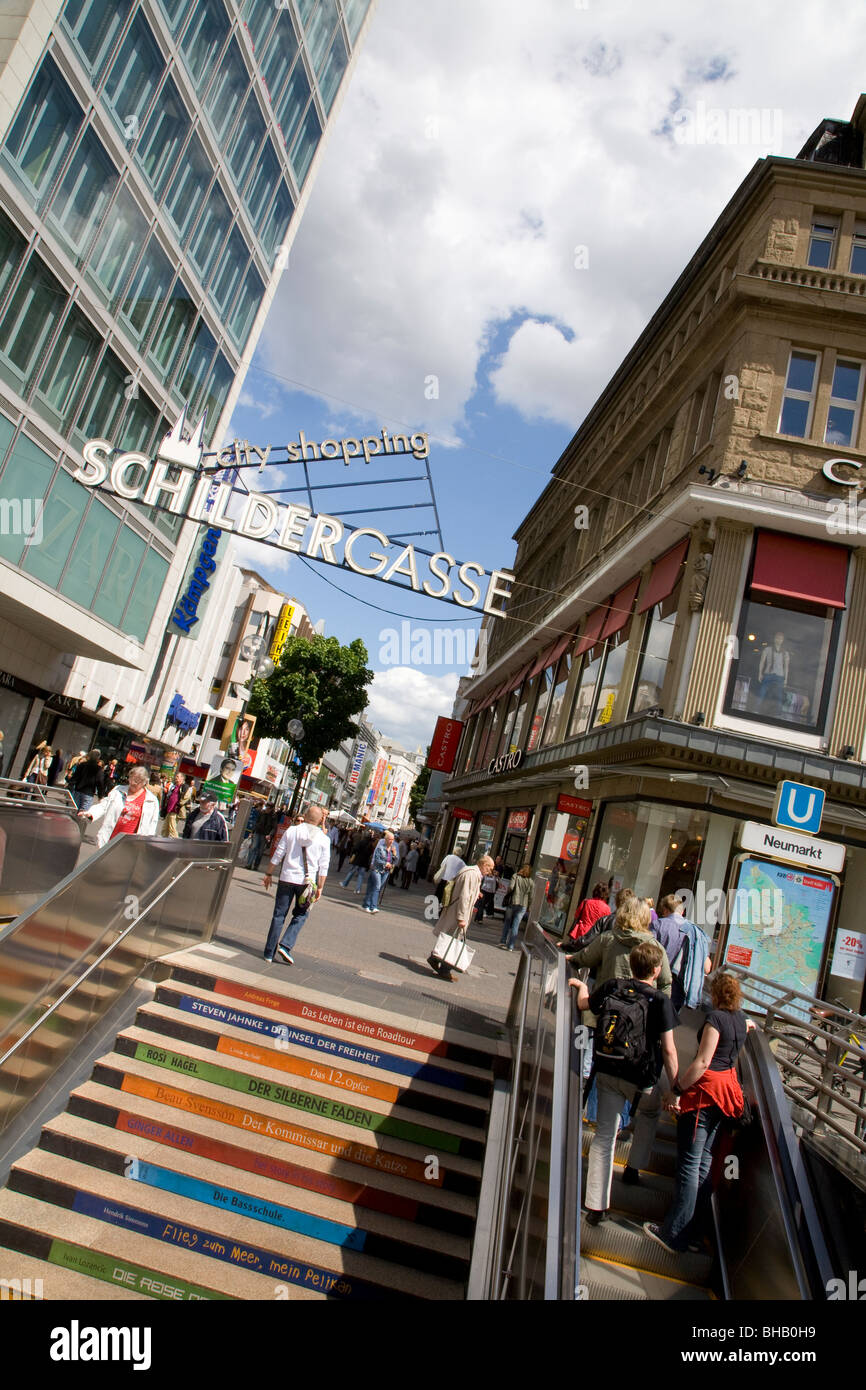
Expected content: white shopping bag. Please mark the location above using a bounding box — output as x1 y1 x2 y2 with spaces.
432 931 475 973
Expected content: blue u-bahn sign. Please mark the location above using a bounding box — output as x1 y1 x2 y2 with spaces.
772 780 825 837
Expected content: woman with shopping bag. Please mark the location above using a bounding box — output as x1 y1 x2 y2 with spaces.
428 855 495 984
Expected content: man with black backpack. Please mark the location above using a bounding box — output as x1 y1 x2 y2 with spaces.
569 939 679 1226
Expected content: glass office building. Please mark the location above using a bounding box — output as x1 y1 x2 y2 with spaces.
0 0 373 774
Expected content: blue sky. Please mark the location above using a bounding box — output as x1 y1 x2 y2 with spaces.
224 0 866 749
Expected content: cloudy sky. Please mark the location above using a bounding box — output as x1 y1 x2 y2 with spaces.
228 0 866 750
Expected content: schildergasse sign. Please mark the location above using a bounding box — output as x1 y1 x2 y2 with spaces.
73 409 514 617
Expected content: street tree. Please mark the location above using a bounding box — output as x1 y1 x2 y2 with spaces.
408 759 431 821
247 634 373 813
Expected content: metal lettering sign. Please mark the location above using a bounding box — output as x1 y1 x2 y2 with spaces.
74 412 515 617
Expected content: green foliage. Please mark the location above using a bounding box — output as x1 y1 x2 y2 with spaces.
408 758 431 821
246 634 373 769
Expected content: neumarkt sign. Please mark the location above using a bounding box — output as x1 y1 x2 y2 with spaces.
73 412 515 617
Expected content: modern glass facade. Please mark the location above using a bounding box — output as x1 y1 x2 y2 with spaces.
0 0 372 654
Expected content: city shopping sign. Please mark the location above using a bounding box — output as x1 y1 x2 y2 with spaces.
73 412 514 617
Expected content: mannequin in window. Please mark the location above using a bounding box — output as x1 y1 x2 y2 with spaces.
757 631 789 715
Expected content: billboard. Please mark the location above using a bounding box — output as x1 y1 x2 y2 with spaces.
348 740 368 789
427 716 465 774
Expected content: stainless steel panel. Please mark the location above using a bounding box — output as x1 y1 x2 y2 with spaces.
0 788 82 919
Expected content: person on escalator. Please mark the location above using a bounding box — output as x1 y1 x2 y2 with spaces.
569 938 679 1227
644 971 753 1255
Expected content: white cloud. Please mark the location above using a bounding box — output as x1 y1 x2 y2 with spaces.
365 667 459 750
258 0 866 438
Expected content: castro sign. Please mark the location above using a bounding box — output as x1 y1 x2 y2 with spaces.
487 749 523 776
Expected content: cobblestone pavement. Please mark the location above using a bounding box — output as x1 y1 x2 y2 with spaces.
213 864 519 1040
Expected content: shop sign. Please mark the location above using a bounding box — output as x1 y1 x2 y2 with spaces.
830 930 866 984
44 692 83 716
451 806 475 820
507 810 530 832
739 820 845 873
487 749 522 776
772 780 825 836
348 740 367 789
427 715 465 773
165 693 199 734
171 527 222 636
557 793 593 817
269 602 296 664
74 415 515 617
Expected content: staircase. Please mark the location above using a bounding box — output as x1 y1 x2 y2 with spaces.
0 948 499 1301
579 1116 715 1300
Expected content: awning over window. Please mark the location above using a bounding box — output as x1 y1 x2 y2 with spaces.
508 660 533 693
529 641 557 679
636 538 690 614
547 626 577 669
751 531 848 609
574 603 608 656
600 575 641 641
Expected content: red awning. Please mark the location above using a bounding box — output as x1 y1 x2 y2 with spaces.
751 531 848 609
547 626 577 668
636 538 690 615
529 641 558 679
574 604 608 656
600 575 641 641
509 660 533 693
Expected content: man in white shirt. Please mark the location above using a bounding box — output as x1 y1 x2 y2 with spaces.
433 852 466 903
262 805 331 965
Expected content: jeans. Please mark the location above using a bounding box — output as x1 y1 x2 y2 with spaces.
500 904 526 948
264 881 312 959
341 864 366 890
585 1073 644 1212
246 832 264 869
363 869 384 910
74 791 95 812
659 1105 723 1249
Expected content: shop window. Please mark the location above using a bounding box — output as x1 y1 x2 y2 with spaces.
75 347 127 441
0 430 56 567
534 806 589 935
48 127 118 256
276 60 311 148
527 666 554 752
22 467 89 589
118 388 159 454
478 700 503 768
243 0 278 52
0 253 67 390
260 11 300 106
88 184 149 299
62 0 134 81
807 217 838 269
137 74 191 198
319 30 348 112
510 678 533 751
210 227 249 318
262 180 295 262
34 305 100 429
452 816 473 859
849 222 866 276
471 708 492 769
178 321 217 419
60 496 121 608
245 138 281 228
591 627 631 728
0 684 33 772
120 235 173 344
189 181 232 283
150 279 196 381
724 534 845 734
204 37 248 144
587 801 708 905
567 646 603 739
306 0 340 74
344 0 371 42
501 808 535 874
542 653 572 747
228 93 267 197
121 545 169 640
228 264 265 349
495 688 520 758
469 811 499 862
180 0 230 93
824 358 863 448
164 131 212 242
92 522 145 626
291 101 322 186
4 56 83 198
778 350 820 437
103 11 164 135
630 588 679 713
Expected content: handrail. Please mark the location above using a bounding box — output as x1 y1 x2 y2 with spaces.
0 776 77 809
0 861 209 1069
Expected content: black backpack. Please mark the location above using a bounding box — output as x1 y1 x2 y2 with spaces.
595 981 651 1079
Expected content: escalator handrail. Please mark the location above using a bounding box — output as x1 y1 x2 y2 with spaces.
739 1028 835 1298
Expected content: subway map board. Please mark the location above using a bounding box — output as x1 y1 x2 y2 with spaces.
724 856 836 1012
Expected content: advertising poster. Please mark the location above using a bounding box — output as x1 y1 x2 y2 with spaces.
724 856 836 1006
220 711 256 776
830 929 866 984
202 752 242 804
